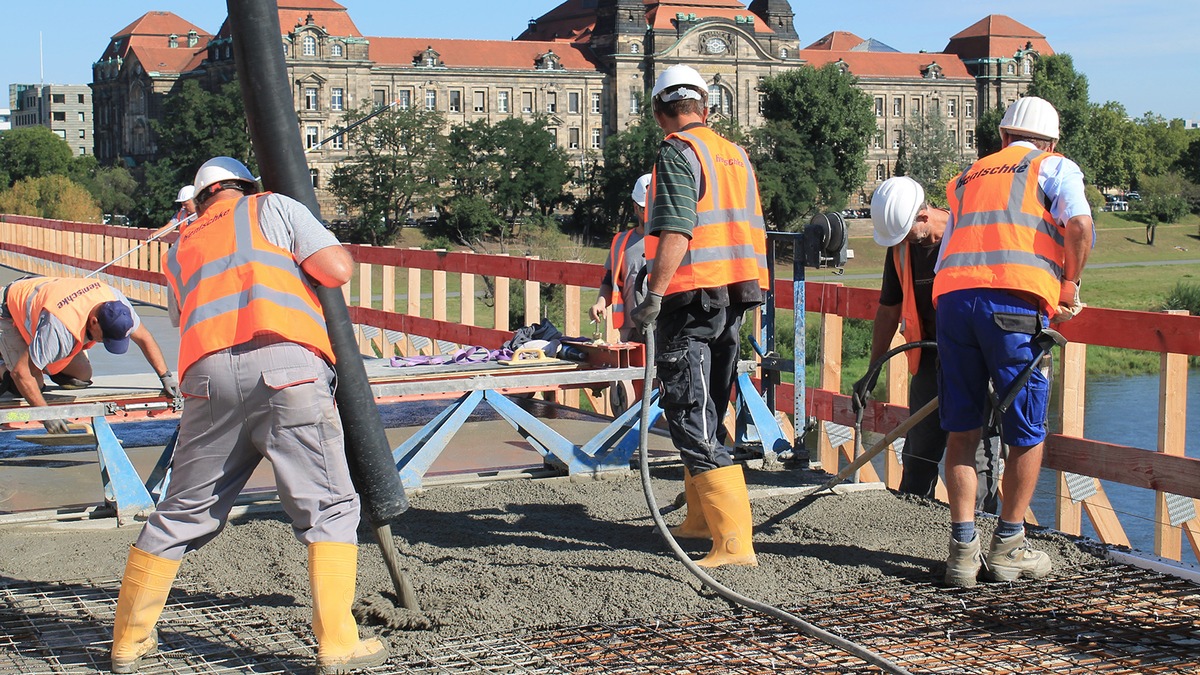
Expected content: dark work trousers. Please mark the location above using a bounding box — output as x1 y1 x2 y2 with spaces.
654 295 747 475
903 349 1002 514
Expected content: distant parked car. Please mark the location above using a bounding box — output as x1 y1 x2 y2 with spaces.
1126 191 1141 201
1106 199 1129 212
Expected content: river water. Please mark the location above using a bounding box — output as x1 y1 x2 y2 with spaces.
1031 371 1200 566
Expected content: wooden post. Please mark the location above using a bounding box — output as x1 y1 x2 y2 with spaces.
407 261 422 354
1055 341 1087 535
562 284 581 408
494 274 510 332
358 258 374 355
524 256 540 326
432 262 447 352
460 273 475 327
884 330 907 490
382 261 397 357
1155 309 1188 560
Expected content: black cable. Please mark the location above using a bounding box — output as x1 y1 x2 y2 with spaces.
636 319 913 675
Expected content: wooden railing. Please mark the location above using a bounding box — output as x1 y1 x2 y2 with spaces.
2 214 1198 562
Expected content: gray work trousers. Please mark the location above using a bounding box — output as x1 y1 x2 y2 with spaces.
136 339 361 560
653 296 747 475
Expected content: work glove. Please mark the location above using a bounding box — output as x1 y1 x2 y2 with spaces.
588 300 606 324
43 419 70 435
1052 279 1084 323
158 371 182 399
630 292 663 331
851 373 874 413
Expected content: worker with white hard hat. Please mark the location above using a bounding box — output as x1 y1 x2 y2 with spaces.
590 173 652 342
167 184 197 228
111 156 387 674
934 96 1094 587
857 176 1002 513
629 64 769 568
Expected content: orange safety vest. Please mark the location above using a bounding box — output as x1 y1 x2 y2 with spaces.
644 126 769 296
4 277 120 374
891 245 922 375
934 144 1067 315
605 229 640 329
163 192 335 378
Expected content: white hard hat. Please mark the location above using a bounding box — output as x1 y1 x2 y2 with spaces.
999 96 1060 141
174 184 196 203
193 156 257 196
870 177 924 247
652 65 708 103
631 173 652 208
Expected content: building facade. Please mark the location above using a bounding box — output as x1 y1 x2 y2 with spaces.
8 84 94 156
93 1 1051 211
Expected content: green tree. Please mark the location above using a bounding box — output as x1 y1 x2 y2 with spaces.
901 110 959 205
67 154 139 217
328 102 447 245
1136 171 1193 223
587 104 661 236
1079 101 1141 190
1180 133 1200 185
137 79 253 227
893 142 908 177
746 121 823 230
0 175 101 222
1136 114 1191 178
1026 54 1090 159
757 64 874 226
489 116 572 218
975 104 1005 156
0 126 74 187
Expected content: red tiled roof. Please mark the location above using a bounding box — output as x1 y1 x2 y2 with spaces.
214 1 362 39
101 12 212 65
519 0 599 42
797 50 973 80
368 38 598 71
111 11 208 41
128 46 208 76
805 31 865 51
944 14 1053 59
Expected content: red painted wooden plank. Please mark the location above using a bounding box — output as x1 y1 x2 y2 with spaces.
351 307 512 348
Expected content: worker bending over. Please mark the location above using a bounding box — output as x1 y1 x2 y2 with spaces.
632 65 769 568
110 157 387 674
0 276 179 432
934 97 1093 586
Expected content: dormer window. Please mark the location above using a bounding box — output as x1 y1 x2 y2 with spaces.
1022 58 1032 75
331 43 343 57
834 59 849 75
303 35 317 56
1006 62 1016 75
418 46 440 67
536 50 562 71
921 62 943 79
187 30 199 48
168 34 178 49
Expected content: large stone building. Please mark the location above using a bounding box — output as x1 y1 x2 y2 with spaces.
8 84 95 156
91 1 1052 211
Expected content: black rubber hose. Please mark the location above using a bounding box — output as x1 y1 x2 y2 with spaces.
637 321 912 675
226 0 408 523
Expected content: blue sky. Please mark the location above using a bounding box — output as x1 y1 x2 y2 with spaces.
2 1 1196 121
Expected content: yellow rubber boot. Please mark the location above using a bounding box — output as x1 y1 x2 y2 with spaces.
111 546 181 673
309 542 389 675
669 468 710 539
693 464 758 567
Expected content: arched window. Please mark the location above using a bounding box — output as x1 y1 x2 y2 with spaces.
708 84 733 116
331 43 343 57
780 47 789 59
310 168 320 189
303 35 316 56
630 42 640 54
1022 58 1032 75
876 164 885 181
1006 62 1015 75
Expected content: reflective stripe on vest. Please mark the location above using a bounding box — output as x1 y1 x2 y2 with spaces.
5 277 118 374
892 245 922 376
164 193 334 378
934 145 1066 315
644 127 769 295
607 229 636 329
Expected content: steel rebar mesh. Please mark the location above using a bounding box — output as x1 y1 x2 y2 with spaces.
2 562 1197 674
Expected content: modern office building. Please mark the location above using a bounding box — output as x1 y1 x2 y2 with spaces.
93 1 1052 209
8 83 94 156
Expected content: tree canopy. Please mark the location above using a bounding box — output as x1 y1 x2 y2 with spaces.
0 126 74 187
1026 54 1090 160
900 110 960 206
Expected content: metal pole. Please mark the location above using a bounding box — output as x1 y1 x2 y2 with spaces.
225 0 414 607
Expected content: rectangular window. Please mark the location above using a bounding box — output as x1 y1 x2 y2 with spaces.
330 87 344 111
397 90 411 110
79 147 86 155
52 111 66 121
758 92 766 115
546 92 557 113
54 129 66 139
78 94 85 104
78 111 86 122
547 127 558 148
947 99 957 118
473 90 486 113
522 91 533 113
425 89 437 111
304 87 318 111
873 132 882 150
52 93 65 104
330 131 344 150
373 89 387 108
892 130 901 150
449 90 461 113
950 128 958 145
79 129 86 138
629 87 639 113
911 97 921 116
965 99 975 118
498 90 510 113
590 92 601 114
892 97 902 117
876 164 885 181
305 125 320 149
966 130 975 148
568 127 580 149
568 92 580 114
874 97 884 117
591 128 602 149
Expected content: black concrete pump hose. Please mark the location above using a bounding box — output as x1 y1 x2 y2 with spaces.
636 319 913 675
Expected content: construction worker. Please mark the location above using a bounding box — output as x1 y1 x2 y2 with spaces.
110 157 387 674
934 97 1093 587
589 173 652 343
631 65 769 568
0 277 179 432
169 184 196 226
857 177 1002 513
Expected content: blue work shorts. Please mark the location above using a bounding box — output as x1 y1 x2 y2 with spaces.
936 288 1049 448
